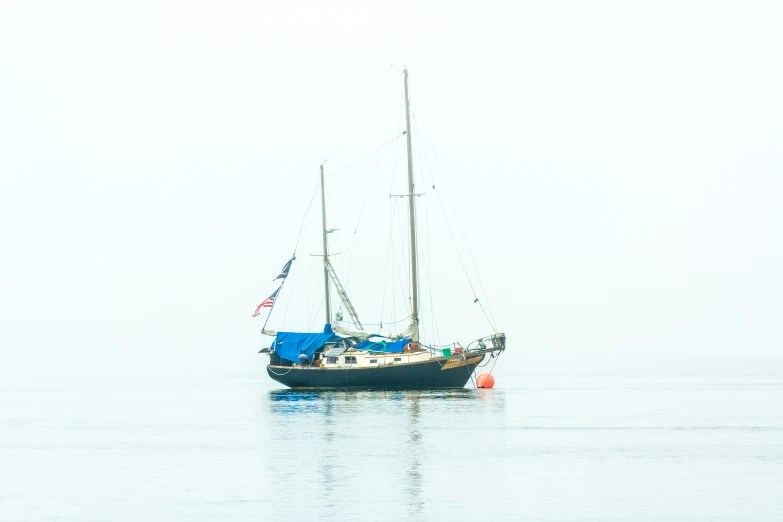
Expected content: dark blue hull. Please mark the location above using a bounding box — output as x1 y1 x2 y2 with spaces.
266 355 484 389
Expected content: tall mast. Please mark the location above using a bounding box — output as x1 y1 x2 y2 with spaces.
320 164 332 325
403 68 419 341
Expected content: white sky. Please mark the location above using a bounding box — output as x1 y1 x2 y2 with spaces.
1 1 781 379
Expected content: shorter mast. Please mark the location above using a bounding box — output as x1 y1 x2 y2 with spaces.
320 164 332 325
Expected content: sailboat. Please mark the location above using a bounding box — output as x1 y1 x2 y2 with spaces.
257 69 505 389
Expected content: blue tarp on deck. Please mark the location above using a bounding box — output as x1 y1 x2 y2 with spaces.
355 338 411 353
273 324 341 363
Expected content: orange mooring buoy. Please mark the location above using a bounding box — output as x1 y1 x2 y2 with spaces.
477 373 495 389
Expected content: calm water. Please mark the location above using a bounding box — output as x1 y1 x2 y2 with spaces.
1 368 781 521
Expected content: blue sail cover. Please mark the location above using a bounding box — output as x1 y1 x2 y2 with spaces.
355 338 411 353
273 324 341 363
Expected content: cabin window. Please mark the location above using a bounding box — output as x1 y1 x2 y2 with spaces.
369 359 377 363
394 357 402 361
344 356 357 364
327 357 338 364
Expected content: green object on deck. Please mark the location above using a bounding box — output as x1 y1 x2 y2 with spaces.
442 348 452 358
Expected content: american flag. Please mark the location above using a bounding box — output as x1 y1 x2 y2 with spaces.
253 288 280 317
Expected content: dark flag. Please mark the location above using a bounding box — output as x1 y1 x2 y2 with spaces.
273 257 295 280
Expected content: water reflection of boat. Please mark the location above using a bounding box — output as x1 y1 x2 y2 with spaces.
404 392 424 520
258 71 505 389
262 389 506 521
266 388 498 411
